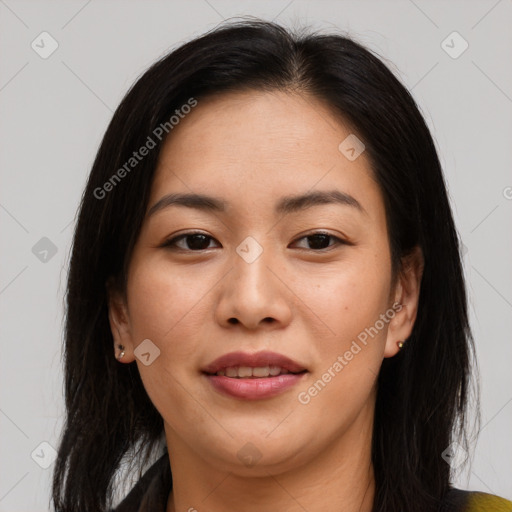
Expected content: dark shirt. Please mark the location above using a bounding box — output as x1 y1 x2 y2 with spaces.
111 450 512 512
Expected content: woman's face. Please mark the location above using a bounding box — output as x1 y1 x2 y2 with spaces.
109 90 421 476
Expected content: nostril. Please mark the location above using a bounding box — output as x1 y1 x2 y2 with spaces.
228 318 238 324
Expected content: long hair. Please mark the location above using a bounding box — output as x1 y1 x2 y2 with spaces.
51 18 480 512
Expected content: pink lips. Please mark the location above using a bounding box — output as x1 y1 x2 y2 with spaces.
202 351 308 400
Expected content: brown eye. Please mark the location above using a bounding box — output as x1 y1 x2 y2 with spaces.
162 233 219 251
291 232 346 251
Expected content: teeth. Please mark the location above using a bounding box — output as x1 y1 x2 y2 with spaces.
225 367 238 378
215 366 292 378
238 366 253 378
252 366 270 377
269 365 281 376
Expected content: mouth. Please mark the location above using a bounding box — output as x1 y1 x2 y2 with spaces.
210 365 304 378
202 351 308 400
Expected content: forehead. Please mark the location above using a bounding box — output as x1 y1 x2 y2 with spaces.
157 89 358 168
150 90 382 219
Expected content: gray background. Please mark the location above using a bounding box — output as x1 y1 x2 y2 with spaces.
1 0 511 509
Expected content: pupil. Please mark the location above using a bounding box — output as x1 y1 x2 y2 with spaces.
308 234 330 250
188 234 209 250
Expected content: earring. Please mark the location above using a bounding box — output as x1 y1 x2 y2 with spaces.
116 344 125 360
397 340 405 350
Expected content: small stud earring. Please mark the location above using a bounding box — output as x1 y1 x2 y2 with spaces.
116 344 125 360
397 340 405 350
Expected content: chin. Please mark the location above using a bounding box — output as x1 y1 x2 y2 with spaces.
197 431 315 476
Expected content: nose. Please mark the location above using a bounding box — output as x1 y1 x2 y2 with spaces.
215 242 292 331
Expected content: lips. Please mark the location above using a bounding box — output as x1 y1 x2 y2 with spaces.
202 351 308 400
202 351 307 375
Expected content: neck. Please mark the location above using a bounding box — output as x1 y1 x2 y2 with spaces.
165 403 376 512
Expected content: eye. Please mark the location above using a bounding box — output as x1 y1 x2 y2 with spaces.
161 232 220 251
161 231 347 253
290 232 346 251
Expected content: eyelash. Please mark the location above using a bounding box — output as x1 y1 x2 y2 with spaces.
160 231 348 253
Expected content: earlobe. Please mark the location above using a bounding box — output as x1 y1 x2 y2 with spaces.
106 278 135 363
384 246 424 358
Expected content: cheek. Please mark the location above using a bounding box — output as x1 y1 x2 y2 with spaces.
128 260 206 343
294 257 390 421
126 258 215 360
295 251 392 413
299 250 391 343
125 261 212 425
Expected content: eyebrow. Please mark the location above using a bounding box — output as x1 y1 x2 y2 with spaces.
147 189 367 218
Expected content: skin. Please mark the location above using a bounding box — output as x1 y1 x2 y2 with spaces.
108 89 424 512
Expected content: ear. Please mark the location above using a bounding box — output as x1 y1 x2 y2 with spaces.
384 245 424 358
106 277 135 363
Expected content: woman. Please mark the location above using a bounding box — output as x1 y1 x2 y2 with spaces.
51 19 512 512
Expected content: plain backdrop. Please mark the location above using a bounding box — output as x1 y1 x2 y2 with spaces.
0 1 511 510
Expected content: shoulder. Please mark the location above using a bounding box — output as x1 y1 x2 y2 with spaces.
465 491 512 512
441 488 512 512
